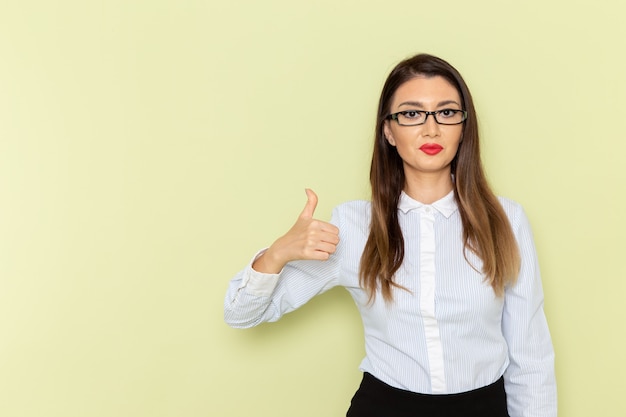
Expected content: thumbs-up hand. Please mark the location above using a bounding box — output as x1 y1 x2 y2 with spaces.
252 189 340 274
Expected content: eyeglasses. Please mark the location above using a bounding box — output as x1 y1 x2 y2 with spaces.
387 109 467 126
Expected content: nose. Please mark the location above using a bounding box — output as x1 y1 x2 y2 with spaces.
422 113 441 137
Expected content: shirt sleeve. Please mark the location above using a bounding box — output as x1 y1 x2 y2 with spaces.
502 205 557 417
223 208 343 329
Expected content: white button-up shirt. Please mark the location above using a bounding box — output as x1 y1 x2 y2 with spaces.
224 191 557 417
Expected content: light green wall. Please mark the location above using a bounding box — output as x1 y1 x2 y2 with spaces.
1 1 624 416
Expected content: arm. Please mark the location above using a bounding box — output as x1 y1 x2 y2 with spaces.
223 190 341 328
502 206 557 417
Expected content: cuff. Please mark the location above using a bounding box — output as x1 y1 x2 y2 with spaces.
242 249 282 297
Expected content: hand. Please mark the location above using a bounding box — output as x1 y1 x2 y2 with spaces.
252 189 340 274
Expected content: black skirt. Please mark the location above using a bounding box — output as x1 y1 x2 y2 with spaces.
346 373 510 417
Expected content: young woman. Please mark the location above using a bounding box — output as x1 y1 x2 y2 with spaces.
224 54 556 417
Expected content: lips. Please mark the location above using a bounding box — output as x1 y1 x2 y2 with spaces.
419 143 443 155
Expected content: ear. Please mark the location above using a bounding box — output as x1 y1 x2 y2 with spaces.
383 121 396 146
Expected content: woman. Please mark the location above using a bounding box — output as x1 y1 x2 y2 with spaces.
224 54 556 417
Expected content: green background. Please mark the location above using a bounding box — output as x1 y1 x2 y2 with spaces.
1 0 624 416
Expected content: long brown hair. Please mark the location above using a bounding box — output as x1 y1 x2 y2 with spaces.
359 54 520 302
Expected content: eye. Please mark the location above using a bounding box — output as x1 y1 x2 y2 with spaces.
438 109 458 118
401 110 423 119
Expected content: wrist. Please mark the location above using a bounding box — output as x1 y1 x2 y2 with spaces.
252 248 286 274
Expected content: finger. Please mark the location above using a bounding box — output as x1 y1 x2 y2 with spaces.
309 227 340 245
304 246 335 261
299 188 318 219
319 222 340 236
316 241 338 255
319 231 340 245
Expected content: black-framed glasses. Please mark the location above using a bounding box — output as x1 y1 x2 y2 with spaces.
388 109 467 126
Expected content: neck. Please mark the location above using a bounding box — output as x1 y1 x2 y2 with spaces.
403 170 454 204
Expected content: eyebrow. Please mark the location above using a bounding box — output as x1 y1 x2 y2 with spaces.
397 100 462 108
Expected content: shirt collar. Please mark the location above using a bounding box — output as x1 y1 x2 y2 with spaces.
397 190 458 218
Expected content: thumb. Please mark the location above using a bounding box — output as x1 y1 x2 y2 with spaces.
299 188 318 219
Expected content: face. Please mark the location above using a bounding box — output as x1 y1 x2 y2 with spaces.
383 75 463 181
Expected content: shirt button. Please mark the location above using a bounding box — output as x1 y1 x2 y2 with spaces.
425 207 431 213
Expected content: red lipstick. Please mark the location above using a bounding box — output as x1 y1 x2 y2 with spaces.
419 143 443 155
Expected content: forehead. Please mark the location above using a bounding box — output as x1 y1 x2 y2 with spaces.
390 75 461 108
